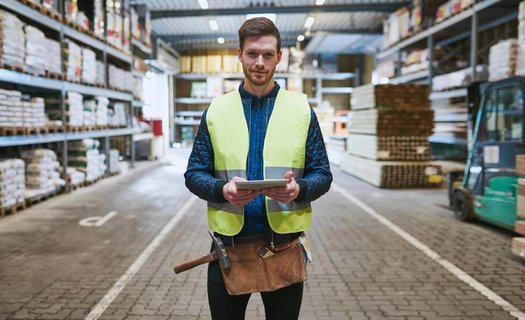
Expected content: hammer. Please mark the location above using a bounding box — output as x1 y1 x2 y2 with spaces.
173 231 231 274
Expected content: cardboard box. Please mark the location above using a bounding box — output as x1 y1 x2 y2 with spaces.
516 221 525 236
511 237 525 259
517 155 525 175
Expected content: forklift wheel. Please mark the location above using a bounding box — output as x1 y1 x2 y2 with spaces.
452 191 474 221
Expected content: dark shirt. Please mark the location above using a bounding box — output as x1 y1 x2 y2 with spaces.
184 82 332 238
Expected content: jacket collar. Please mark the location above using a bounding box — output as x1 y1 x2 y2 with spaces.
239 81 280 101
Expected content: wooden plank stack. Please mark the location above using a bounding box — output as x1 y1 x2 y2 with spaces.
342 84 441 188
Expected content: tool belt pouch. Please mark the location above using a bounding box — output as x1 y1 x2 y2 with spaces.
221 238 307 295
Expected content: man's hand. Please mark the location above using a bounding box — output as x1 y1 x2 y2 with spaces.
223 177 261 208
261 171 300 204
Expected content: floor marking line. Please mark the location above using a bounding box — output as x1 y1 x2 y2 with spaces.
84 195 198 320
332 183 525 320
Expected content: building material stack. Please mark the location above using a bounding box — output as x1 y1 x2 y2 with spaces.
0 10 25 69
0 89 23 129
109 65 134 92
488 39 518 81
95 96 109 127
83 99 97 127
66 167 85 187
64 39 82 82
109 149 120 174
24 26 47 76
22 149 64 200
22 97 47 129
81 48 96 85
46 92 84 128
0 159 25 212
108 102 127 127
341 84 441 188
68 139 105 183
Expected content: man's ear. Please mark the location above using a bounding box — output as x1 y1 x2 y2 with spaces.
277 50 282 64
237 47 242 62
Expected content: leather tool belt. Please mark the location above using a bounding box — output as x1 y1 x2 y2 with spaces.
221 234 307 295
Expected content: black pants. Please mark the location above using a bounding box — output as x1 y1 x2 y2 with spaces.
207 262 304 320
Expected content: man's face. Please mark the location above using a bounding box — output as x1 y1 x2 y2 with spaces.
238 35 282 87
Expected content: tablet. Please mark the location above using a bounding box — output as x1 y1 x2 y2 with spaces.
235 179 288 190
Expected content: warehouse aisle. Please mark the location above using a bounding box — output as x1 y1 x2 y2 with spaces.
0 155 524 320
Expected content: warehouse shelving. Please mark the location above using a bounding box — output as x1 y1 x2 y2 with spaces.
0 0 141 203
375 0 521 160
173 72 355 143
2 0 132 64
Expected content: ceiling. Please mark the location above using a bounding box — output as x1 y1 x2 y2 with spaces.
133 0 409 54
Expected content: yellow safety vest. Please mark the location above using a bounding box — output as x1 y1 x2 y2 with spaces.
206 89 312 236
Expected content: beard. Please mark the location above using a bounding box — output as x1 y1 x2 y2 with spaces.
243 64 276 87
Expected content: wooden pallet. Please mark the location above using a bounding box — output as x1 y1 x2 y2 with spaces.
47 125 64 133
1 201 26 217
0 63 26 74
25 188 63 206
66 125 83 133
22 127 49 135
45 70 65 80
0 127 24 136
18 0 61 22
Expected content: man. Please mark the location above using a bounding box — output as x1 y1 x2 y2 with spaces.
184 17 332 320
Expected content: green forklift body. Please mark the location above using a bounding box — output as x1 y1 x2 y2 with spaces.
461 77 525 230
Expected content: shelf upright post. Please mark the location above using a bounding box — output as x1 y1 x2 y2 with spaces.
58 7 70 192
470 9 479 82
104 135 110 175
427 34 434 88
396 50 403 78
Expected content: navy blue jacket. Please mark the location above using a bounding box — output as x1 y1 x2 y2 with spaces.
184 82 332 241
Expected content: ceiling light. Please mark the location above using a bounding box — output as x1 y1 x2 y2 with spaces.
217 37 225 44
209 19 218 31
316 0 325 5
246 13 277 23
304 16 315 29
197 0 209 9
297 35 305 42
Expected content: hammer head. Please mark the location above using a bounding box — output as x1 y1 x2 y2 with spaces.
208 231 231 270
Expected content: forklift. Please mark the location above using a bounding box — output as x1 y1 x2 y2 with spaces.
448 76 525 258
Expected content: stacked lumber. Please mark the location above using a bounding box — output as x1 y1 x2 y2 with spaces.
347 135 429 161
341 155 442 188
342 84 441 188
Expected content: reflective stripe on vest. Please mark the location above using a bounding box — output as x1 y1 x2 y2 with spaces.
206 89 312 236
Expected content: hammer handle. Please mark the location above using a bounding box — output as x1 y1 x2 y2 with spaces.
174 253 217 274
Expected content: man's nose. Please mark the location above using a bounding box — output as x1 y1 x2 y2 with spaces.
255 55 264 66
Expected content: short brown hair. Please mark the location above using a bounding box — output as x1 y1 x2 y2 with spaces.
238 17 281 51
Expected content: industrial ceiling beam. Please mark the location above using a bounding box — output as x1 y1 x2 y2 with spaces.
151 3 409 19
159 30 381 42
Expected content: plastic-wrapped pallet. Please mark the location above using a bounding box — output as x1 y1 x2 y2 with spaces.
46 92 83 127
109 149 120 173
24 25 47 76
81 48 96 84
516 2 525 76
21 149 63 199
45 38 62 75
489 39 518 81
68 139 105 182
0 10 25 68
0 159 25 210
64 39 82 82
108 102 128 127
66 167 85 186
109 65 134 92
95 96 109 126
133 77 143 101
83 99 96 127
0 89 23 128
95 60 106 87
22 97 47 128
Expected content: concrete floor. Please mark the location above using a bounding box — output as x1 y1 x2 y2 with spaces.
0 151 524 320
